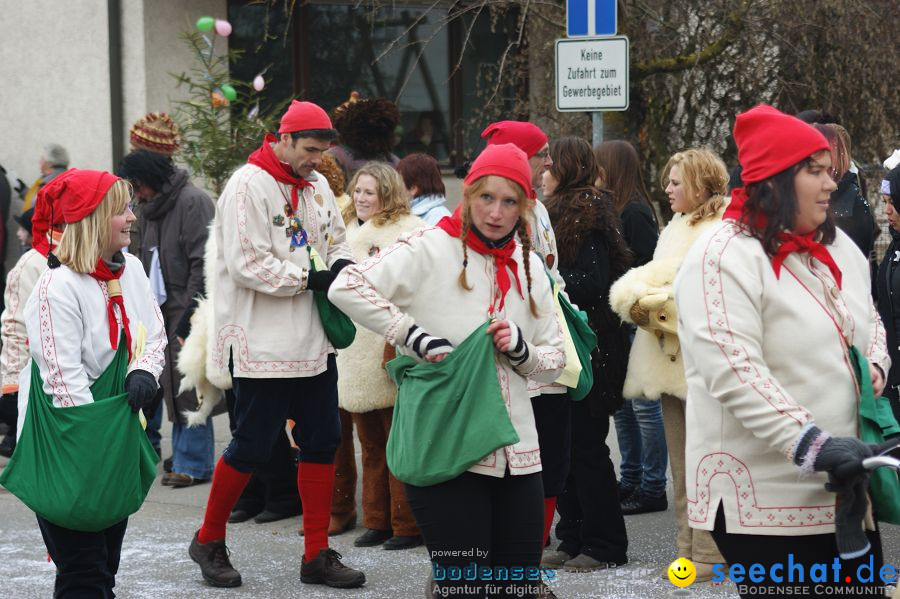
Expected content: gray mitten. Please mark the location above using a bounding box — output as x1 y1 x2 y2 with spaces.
830 475 871 560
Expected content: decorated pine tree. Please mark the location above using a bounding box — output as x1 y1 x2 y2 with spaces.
171 19 283 195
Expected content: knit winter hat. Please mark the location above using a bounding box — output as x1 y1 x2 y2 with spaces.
464 143 534 199
38 168 121 225
278 100 333 134
734 105 829 184
481 121 548 158
130 112 181 156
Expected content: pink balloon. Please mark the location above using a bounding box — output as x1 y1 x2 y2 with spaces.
253 75 265 91
214 19 232 37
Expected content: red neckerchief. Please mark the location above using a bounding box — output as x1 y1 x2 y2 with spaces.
726 186 842 289
436 213 523 313
89 258 132 361
247 133 312 213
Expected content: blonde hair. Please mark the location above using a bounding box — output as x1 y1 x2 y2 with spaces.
342 162 410 226
55 179 131 273
459 176 539 317
660 148 728 226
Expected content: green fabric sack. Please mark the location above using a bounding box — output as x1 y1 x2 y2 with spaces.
849 345 900 525
0 340 159 532
552 278 597 402
385 321 520 487
308 245 356 349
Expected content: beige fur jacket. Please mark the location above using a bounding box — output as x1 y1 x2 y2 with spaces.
337 214 425 413
609 206 725 400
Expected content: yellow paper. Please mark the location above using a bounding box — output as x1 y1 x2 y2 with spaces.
308 245 328 272
552 284 582 387
131 322 147 366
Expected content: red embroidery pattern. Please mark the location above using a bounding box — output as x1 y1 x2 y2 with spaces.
36 272 74 407
701 223 810 424
688 452 834 528
213 325 328 375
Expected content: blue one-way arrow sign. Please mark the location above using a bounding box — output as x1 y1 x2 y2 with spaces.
567 0 617 37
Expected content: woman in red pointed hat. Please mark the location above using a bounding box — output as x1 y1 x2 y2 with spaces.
675 105 888 597
330 143 566 598
0 169 166 598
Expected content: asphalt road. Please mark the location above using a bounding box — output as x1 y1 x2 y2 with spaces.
0 413 897 598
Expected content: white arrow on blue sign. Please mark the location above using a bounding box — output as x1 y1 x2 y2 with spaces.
567 0 617 37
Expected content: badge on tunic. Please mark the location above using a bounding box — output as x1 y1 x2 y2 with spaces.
546 254 555 269
368 244 380 257
273 214 285 227
314 193 324 206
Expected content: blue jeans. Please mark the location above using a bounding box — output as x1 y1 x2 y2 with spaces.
613 398 668 496
171 417 215 480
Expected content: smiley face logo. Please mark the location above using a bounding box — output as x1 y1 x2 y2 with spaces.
667 557 696 587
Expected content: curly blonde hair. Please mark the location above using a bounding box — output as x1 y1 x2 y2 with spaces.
343 162 410 226
660 148 728 226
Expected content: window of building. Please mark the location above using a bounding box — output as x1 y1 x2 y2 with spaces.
227 1 518 167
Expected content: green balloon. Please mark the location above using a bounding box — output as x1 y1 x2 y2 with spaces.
196 16 214 32
221 84 237 102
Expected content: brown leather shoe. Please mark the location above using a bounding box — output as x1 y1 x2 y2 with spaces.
162 472 208 488
328 511 357 536
300 548 365 588
188 531 241 588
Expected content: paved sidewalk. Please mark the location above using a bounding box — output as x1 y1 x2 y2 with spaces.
0 413 896 598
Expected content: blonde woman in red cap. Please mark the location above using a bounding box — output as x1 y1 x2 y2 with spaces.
2 169 166 597
675 105 888 597
330 143 565 599
188 100 365 590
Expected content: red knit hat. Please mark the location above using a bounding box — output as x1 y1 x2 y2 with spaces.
130 112 180 156
735 105 830 184
278 100 333 134
37 169 121 226
464 143 535 200
481 121 548 158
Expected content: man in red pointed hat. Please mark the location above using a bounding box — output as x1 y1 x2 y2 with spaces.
187 100 365 590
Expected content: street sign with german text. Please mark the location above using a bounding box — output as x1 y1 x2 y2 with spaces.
555 36 629 112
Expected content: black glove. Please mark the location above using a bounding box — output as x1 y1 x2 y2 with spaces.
125 370 157 413
306 269 337 292
501 321 529 366
405 324 453 360
331 259 354 274
14 178 26 196
794 428 874 559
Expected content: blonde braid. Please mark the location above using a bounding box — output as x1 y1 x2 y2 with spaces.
458 206 473 291
516 218 540 318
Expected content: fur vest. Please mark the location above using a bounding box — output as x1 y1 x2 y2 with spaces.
609 205 725 400
337 214 425 413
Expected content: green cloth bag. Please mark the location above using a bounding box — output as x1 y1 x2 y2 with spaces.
308 245 355 349
385 321 520 487
0 339 159 532
551 275 597 402
849 345 900 525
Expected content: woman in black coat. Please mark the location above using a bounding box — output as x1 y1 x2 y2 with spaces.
875 165 900 423
539 136 632 571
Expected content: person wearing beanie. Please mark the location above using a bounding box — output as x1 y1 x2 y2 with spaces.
876 165 900 425
330 143 566 599
675 105 888 597
0 192 68 459
482 120 572 566
130 112 181 157
186 99 366 590
0 169 165 597
117 149 222 488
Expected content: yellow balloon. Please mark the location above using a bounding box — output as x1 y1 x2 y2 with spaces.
667 557 697 587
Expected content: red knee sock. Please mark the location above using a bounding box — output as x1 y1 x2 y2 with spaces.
298 462 335 561
197 456 252 544
542 496 557 548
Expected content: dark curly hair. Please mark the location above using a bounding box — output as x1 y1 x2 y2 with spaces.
331 98 400 158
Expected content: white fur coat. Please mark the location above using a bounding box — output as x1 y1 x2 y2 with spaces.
176 224 228 426
337 214 425 413
609 207 725 400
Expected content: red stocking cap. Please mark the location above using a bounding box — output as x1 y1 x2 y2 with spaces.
32 183 70 257
38 169 121 226
464 143 534 200
481 121 547 158
734 105 829 184
278 100 333 134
